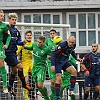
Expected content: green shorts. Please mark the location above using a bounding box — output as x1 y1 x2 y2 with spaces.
0 50 6 59
47 60 56 79
32 65 47 82
61 71 71 88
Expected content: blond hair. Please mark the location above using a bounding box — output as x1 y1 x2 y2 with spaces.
0 10 4 13
8 13 18 19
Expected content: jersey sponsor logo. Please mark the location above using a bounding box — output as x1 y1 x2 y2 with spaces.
41 50 44 53
57 46 61 50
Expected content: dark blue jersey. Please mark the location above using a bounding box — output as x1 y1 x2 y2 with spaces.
5 25 24 52
51 41 77 66
83 52 100 76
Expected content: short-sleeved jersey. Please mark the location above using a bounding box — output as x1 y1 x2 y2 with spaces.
82 52 100 76
25 42 51 67
16 41 33 63
45 38 57 53
0 22 8 50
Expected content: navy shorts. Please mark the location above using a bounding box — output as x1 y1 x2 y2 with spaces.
5 52 20 67
55 60 72 73
85 75 100 87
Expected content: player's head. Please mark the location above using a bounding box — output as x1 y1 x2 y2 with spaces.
50 29 57 39
8 12 18 25
92 43 98 53
53 36 63 45
25 30 32 42
67 36 76 47
37 36 46 47
0 10 4 22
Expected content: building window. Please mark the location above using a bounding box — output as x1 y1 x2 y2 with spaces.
53 15 60 24
33 14 41 23
22 13 62 41
78 14 86 29
24 15 31 23
88 13 95 29
68 12 97 46
79 31 86 46
98 14 100 28
98 31 100 44
43 14 50 24
88 31 96 46
69 15 76 28
71 32 76 38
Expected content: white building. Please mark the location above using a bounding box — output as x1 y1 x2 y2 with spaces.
0 0 100 99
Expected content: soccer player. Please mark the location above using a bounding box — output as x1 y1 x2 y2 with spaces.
51 36 82 100
0 10 11 93
24 36 51 100
17 30 33 100
53 36 77 99
4 13 32 96
45 29 57 100
80 43 100 100
60 54 77 100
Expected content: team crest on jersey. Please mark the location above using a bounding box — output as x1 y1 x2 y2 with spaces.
57 46 61 50
41 50 44 53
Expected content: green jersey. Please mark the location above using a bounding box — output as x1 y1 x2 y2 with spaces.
69 54 76 67
45 38 56 53
25 42 51 66
0 22 11 51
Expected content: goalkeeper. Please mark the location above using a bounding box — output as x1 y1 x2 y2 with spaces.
53 36 77 100
16 30 34 100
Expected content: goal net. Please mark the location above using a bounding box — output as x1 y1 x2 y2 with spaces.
16 22 71 41
0 22 71 100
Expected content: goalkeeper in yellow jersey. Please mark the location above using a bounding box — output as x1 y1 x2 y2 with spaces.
17 30 33 100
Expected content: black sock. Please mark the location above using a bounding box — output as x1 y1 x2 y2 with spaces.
18 70 26 86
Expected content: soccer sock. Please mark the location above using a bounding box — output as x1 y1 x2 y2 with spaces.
50 85 56 96
18 70 26 86
55 83 60 99
60 86 64 98
70 76 76 91
0 66 7 87
23 88 29 99
84 93 89 99
38 86 48 97
8 73 15 87
93 91 99 99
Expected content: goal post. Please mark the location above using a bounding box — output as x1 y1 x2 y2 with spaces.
5 22 71 41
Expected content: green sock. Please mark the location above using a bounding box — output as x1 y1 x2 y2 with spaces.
50 86 56 96
0 66 7 86
38 86 48 97
60 86 64 98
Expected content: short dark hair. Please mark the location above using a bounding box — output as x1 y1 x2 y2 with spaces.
50 29 57 33
38 36 46 43
25 30 32 36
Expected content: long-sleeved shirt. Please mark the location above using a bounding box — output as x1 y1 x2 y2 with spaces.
5 25 24 52
0 22 11 51
51 41 77 67
82 52 100 76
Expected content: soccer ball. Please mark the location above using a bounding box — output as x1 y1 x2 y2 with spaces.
53 36 63 44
